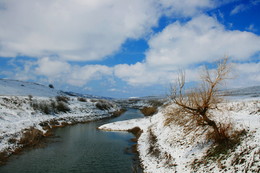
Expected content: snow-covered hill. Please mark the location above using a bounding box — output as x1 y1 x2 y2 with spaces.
0 79 63 97
222 85 260 98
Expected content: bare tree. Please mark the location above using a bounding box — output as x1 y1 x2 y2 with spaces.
170 58 230 142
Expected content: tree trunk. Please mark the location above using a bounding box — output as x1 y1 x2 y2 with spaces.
202 114 224 142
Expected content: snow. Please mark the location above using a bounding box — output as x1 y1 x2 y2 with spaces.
0 79 62 97
98 117 151 131
99 96 260 173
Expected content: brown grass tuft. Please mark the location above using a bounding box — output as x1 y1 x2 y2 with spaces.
140 106 157 116
19 127 44 147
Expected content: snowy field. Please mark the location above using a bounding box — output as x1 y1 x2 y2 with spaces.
99 96 260 173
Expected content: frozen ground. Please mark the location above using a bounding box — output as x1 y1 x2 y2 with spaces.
99 96 260 173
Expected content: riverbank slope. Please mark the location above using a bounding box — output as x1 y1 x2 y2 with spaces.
0 79 122 164
99 94 260 172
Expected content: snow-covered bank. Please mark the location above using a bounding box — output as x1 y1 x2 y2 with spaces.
0 96 121 155
98 117 150 131
99 97 260 173
0 80 123 162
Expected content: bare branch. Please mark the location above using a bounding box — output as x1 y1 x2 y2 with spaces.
168 57 231 142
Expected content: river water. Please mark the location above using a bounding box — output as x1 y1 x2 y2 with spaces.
0 109 143 173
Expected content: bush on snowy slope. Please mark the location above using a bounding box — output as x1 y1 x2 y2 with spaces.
134 99 259 173
168 58 233 143
30 98 71 114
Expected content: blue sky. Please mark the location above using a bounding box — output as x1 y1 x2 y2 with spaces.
0 0 259 98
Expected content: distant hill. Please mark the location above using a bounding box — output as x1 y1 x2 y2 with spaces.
222 85 260 97
0 79 112 99
63 91 112 100
0 79 63 97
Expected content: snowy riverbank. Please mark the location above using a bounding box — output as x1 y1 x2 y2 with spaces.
99 97 260 173
0 80 122 162
0 96 121 157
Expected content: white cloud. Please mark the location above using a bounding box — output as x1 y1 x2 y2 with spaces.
0 0 160 60
158 0 214 17
230 4 247 15
36 57 71 77
146 15 260 68
33 57 112 86
114 63 170 86
114 15 260 86
0 0 230 61
67 65 112 86
230 0 260 15
228 62 260 87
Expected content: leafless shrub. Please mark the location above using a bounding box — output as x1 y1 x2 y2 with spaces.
31 101 52 114
147 99 164 107
112 109 126 117
77 97 87 102
95 100 114 110
168 57 232 143
55 96 70 103
49 84 54 88
56 101 70 113
140 106 157 116
31 99 70 114
19 127 44 147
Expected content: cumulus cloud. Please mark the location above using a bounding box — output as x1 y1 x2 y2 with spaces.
0 0 228 61
33 57 113 86
158 0 214 17
67 65 112 86
36 57 71 77
146 15 260 68
114 15 260 86
229 62 260 87
0 0 160 60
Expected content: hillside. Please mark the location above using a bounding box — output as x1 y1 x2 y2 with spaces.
0 79 62 97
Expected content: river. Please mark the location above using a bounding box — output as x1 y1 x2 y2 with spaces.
0 109 143 173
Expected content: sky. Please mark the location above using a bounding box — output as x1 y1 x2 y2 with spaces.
0 0 259 98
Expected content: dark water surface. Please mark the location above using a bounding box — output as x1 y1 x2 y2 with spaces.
0 109 143 173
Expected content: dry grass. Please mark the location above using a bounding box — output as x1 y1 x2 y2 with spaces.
77 97 87 102
148 128 160 157
140 106 157 116
31 99 70 114
56 101 70 113
19 127 44 147
0 151 8 165
95 100 114 110
191 128 248 171
112 109 126 117
55 96 70 103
